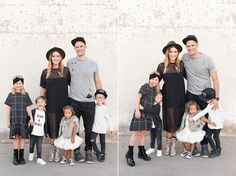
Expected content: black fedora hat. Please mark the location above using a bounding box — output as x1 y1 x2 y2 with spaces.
162 41 182 54
71 37 86 46
95 89 108 98
46 47 65 60
182 35 198 45
199 88 215 102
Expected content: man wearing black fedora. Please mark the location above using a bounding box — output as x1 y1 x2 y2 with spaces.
67 37 102 164
182 35 220 158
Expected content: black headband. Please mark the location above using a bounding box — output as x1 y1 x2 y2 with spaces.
149 72 160 80
13 77 24 85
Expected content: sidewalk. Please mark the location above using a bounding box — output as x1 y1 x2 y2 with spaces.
0 142 117 176
119 135 236 176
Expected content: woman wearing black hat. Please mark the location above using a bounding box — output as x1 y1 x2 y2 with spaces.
156 41 186 157
40 47 70 162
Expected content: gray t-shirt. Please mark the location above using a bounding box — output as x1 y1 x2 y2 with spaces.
182 53 216 95
67 57 99 102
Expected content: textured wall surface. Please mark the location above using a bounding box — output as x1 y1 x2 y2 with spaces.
0 0 236 135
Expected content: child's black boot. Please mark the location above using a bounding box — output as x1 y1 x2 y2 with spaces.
138 146 151 161
13 149 19 165
125 145 135 167
19 149 26 164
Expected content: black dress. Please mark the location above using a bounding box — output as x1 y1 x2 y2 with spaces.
157 62 186 133
4 92 33 139
129 83 157 131
40 67 70 138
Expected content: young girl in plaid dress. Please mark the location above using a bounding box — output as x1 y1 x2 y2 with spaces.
125 71 160 167
5 75 33 165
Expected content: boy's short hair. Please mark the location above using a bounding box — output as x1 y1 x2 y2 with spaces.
35 96 47 104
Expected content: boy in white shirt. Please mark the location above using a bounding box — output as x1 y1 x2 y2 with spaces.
193 88 223 158
28 96 48 165
91 89 113 162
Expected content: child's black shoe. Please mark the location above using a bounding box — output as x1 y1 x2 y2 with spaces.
98 154 105 162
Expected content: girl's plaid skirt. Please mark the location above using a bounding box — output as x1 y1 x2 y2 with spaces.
129 111 152 131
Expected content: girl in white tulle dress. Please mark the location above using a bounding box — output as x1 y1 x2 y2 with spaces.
176 101 215 159
54 105 83 166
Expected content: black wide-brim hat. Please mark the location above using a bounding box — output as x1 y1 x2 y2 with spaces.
198 88 215 102
162 41 182 54
182 35 198 45
46 47 66 60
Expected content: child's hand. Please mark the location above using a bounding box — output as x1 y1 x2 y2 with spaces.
29 118 34 126
139 104 143 110
71 137 75 144
135 109 141 119
210 121 216 127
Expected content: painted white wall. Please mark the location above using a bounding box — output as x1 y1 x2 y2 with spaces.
1 0 236 135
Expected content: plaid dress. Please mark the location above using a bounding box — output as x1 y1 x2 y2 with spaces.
129 83 157 131
5 92 33 139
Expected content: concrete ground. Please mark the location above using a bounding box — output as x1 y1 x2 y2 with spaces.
1 134 236 176
0 142 117 176
119 135 236 176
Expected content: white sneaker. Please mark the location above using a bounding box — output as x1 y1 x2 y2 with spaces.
146 148 155 155
60 156 67 164
37 158 46 165
29 153 34 161
157 150 162 157
69 159 75 166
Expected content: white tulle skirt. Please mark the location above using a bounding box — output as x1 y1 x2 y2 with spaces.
176 128 206 144
54 135 83 150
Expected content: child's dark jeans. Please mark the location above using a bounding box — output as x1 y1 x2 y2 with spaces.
29 134 43 158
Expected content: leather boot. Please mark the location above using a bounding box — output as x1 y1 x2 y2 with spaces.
170 137 176 156
164 138 171 156
125 146 135 167
138 146 151 161
13 149 19 165
19 149 25 164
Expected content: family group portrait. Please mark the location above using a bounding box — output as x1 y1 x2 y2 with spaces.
0 1 236 176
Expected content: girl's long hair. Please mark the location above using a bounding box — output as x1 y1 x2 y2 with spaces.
11 86 26 95
46 52 64 78
163 47 181 73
